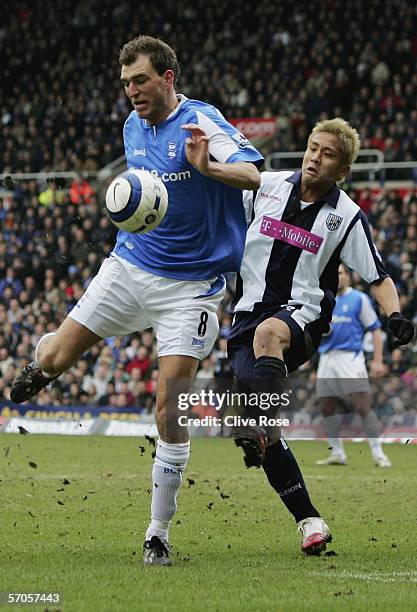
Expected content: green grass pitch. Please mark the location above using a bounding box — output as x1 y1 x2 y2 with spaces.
0 435 416 611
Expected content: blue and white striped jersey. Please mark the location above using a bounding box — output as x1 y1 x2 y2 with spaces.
319 288 381 353
232 170 389 329
112 95 263 280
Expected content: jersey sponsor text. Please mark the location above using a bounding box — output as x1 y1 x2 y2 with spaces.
260 215 323 254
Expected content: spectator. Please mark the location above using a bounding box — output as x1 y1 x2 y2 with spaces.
126 346 151 377
97 381 116 406
92 363 113 399
38 181 66 207
69 177 95 205
134 380 154 413
194 357 215 392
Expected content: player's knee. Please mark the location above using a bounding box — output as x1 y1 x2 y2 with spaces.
254 321 276 347
254 319 288 352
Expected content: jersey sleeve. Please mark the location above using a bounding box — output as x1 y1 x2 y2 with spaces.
194 109 264 166
359 293 381 330
242 190 256 224
340 211 389 283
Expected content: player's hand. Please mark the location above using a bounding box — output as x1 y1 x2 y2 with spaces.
388 312 415 348
370 359 386 378
181 124 210 174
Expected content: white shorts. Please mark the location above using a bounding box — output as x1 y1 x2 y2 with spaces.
316 350 370 398
69 254 225 359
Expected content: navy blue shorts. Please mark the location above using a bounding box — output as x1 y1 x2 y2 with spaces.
228 306 328 379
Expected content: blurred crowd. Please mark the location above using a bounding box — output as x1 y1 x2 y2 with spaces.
0 174 237 408
0 178 416 411
1 0 417 413
2 0 417 172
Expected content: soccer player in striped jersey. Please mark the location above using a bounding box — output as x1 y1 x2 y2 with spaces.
316 264 391 467
228 118 414 554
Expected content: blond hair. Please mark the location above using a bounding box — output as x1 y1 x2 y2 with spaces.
308 118 361 168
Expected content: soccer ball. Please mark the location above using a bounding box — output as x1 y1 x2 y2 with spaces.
105 169 168 233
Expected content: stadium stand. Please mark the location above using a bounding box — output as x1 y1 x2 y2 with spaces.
2 0 417 172
1 0 417 413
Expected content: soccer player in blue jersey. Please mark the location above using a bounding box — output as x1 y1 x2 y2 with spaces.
316 264 391 467
10 35 263 566
228 118 414 554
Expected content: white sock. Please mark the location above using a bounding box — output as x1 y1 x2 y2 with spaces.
145 439 190 543
34 332 57 376
328 438 346 460
368 438 385 459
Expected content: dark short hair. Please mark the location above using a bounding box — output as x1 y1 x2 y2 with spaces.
119 35 180 85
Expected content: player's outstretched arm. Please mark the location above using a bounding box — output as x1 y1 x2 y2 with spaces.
372 277 415 347
181 123 260 190
200 160 260 190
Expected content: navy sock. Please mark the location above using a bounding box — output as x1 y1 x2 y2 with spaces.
252 356 287 424
254 355 287 380
262 438 320 523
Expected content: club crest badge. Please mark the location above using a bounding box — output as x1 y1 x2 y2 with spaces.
168 141 177 158
326 212 343 231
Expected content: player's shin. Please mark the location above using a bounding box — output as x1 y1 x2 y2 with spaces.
254 355 287 381
145 439 190 543
233 356 288 466
262 438 320 522
254 355 287 437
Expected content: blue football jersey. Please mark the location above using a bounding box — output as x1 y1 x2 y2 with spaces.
112 95 264 280
319 288 381 353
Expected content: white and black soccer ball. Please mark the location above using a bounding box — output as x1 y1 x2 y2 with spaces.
105 169 168 233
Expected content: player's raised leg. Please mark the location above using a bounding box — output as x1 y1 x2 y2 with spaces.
10 318 101 403
262 317 330 553
233 316 290 466
10 255 141 404
143 354 198 566
230 314 332 554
